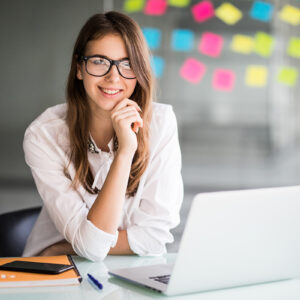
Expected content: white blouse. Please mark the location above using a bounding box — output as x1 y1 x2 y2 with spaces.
22 102 183 261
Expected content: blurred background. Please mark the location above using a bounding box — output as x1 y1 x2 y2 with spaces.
0 0 299 251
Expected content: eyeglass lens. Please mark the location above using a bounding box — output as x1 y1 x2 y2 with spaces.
86 57 135 79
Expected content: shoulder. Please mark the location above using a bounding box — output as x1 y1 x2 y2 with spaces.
149 102 179 150
151 102 177 131
23 103 69 153
25 103 67 136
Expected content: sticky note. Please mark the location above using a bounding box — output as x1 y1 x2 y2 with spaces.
287 37 300 58
198 32 224 57
191 0 215 23
277 67 298 86
279 5 300 25
124 0 145 12
212 69 235 91
171 29 194 51
168 0 190 7
253 32 274 57
249 1 273 22
215 2 243 25
144 0 168 15
180 58 206 84
143 28 161 50
151 56 165 78
231 35 254 54
245 65 268 87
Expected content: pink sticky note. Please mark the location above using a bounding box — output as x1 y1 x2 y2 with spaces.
144 0 168 15
212 69 235 91
180 58 206 84
198 32 224 57
192 0 215 23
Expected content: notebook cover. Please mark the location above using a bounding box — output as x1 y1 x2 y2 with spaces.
0 255 82 288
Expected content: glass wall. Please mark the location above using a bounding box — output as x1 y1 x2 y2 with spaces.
112 0 300 190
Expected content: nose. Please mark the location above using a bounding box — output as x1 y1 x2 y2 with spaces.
105 65 121 82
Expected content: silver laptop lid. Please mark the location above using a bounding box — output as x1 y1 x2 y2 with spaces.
166 186 300 296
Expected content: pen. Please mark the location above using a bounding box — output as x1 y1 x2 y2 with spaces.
87 273 103 290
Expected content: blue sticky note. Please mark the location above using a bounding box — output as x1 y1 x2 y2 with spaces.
250 1 274 22
171 29 194 51
151 56 165 78
142 28 161 50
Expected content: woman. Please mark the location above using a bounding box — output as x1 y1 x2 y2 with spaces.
23 11 183 261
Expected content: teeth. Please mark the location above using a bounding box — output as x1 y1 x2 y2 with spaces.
102 88 120 95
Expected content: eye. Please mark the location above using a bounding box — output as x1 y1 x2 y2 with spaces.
120 60 132 69
90 57 108 65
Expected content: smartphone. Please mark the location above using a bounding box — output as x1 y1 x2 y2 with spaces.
0 260 74 274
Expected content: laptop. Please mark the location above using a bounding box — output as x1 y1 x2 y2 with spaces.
109 186 300 296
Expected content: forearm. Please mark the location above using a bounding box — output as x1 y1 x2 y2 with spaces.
87 151 133 234
39 240 76 256
39 230 134 257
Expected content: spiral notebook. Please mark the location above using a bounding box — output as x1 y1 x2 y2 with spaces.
0 255 82 288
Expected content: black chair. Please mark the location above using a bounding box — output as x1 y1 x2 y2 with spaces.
0 206 41 257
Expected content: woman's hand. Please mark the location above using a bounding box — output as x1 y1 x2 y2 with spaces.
111 98 143 156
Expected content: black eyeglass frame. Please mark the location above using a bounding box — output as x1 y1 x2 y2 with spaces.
80 55 136 79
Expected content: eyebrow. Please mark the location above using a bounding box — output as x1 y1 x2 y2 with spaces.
87 54 130 61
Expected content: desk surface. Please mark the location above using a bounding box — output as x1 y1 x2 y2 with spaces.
1 253 300 300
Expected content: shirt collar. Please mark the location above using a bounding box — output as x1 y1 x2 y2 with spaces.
88 134 114 154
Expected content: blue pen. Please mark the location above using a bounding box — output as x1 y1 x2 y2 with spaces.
87 273 103 290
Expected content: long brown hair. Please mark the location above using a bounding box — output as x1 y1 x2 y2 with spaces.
66 11 154 197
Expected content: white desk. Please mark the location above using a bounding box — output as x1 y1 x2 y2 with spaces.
1 253 300 300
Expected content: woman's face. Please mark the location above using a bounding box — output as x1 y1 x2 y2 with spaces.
77 34 137 113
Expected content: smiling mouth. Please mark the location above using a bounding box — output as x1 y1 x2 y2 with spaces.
99 87 122 95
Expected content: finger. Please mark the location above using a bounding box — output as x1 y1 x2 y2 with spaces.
112 105 137 118
112 98 142 113
114 111 143 131
124 116 143 128
113 110 140 121
112 108 140 123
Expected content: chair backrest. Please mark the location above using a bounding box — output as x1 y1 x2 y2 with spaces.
0 206 41 257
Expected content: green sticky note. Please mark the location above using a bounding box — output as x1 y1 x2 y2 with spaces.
124 0 145 13
254 32 274 57
168 0 190 7
277 67 298 86
287 37 300 58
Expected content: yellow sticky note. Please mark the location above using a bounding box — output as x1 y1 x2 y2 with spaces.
168 0 190 7
287 37 300 58
254 32 274 57
124 0 145 13
245 65 268 87
279 5 300 26
215 2 243 25
277 67 298 86
231 35 254 54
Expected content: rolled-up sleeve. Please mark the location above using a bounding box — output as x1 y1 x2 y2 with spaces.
127 106 184 256
23 129 118 261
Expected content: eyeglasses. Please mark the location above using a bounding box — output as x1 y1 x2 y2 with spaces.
80 55 136 79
